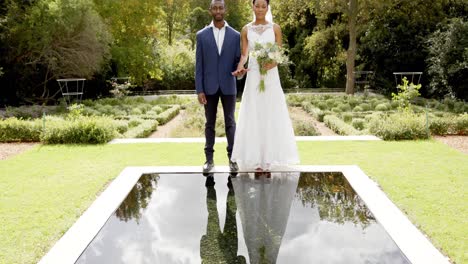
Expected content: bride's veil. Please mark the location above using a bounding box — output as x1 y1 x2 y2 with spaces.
252 4 273 23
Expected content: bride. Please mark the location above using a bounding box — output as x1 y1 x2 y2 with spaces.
231 0 299 171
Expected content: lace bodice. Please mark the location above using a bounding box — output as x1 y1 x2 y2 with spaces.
247 22 275 70
247 22 275 49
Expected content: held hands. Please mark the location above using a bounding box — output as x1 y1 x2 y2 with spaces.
231 66 249 77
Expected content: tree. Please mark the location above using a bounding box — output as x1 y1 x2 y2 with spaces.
308 0 366 94
94 0 161 84
1 0 111 103
427 17 468 99
188 7 211 49
161 0 188 45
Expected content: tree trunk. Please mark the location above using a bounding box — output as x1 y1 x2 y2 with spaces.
346 0 358 95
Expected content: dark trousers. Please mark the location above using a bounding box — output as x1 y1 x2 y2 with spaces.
204 89 236 162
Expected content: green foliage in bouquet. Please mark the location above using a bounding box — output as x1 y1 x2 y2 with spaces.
251 42 289 92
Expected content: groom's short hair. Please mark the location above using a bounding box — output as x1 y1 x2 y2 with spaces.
210 0 225 7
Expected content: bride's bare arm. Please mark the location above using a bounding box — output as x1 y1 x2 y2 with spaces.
233 26 249 75
274 23 282 47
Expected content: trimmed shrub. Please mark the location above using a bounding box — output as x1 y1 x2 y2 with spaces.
338 103 352 112
156 105 181 125
353 106 364 112
130 108 143 115
286 94 306 106
352 118 366 130
359 103 372 111
326 99 336 109
128 118 142 128
0 118 42 142
453 113 468 135
331 107 342 113
375 103 390 111
369 112 429 140
41 116 116 144
324 115 361 135
317 102 328 110
301 102 324 121
342 113 353 123
365 112 384 123
294 120 319 136
151 106 163 114
124 120 159 138
113 120 129 134
347 97 360 108
429 117 452 135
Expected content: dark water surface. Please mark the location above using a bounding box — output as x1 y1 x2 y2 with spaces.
76 172 409 264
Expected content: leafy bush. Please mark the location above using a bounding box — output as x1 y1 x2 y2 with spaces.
369 112 429 140
352 118 366 130
353 106 364 112
338 103 352 112
331 107 342 113
155 41 195 90
429 117 452 135
130 108 143 115
156 105 181 125
301 102 325 121
342 113 353 123
375 103 390 111
324 115 361 135
0 118 42 142
453 113 468 135
4 105 61 119
41 116 116 144
392 77 422 111
286 94 305 106
128 118 142 128
294 120 319 136
113 120 129 134
359 103 372 111
124 120 158 138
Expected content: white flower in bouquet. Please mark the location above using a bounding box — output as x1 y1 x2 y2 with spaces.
250 41 289 92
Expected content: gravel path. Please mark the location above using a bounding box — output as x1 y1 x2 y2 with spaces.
148 110 186 138
0 143 38 160
289 107 337 136
433 135 468 154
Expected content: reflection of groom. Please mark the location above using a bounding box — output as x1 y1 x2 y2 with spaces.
195 0 242 173
200 176 246 263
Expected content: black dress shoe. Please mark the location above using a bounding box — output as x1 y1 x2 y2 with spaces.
205 175 215 187
229 161 239 172
203 160 214 173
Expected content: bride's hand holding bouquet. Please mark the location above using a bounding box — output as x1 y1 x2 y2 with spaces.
251 41 288 92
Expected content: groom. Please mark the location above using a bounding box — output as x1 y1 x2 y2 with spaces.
195 0 243 173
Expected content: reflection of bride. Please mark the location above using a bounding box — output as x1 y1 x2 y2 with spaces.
231 172 300 264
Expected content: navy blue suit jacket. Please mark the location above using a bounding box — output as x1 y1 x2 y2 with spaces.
195 26 241 95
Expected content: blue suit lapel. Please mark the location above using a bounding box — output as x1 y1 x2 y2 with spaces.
220 27 230 57
207 27 218 54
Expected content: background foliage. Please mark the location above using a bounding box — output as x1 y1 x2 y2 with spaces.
1 0 467 105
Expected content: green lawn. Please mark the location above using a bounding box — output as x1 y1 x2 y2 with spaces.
0 140 467 264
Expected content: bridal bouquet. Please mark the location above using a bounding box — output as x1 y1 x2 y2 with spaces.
250 42 289 92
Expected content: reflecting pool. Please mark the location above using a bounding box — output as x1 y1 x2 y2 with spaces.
76 172 409 264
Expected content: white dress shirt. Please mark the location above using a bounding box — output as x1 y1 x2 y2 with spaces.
208 21 229 55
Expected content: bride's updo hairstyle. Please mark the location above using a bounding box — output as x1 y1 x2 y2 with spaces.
252 0 269 4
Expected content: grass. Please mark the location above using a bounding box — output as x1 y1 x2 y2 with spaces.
0 140 467 264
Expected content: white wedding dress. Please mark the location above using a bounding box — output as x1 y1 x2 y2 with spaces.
231 22 300 170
